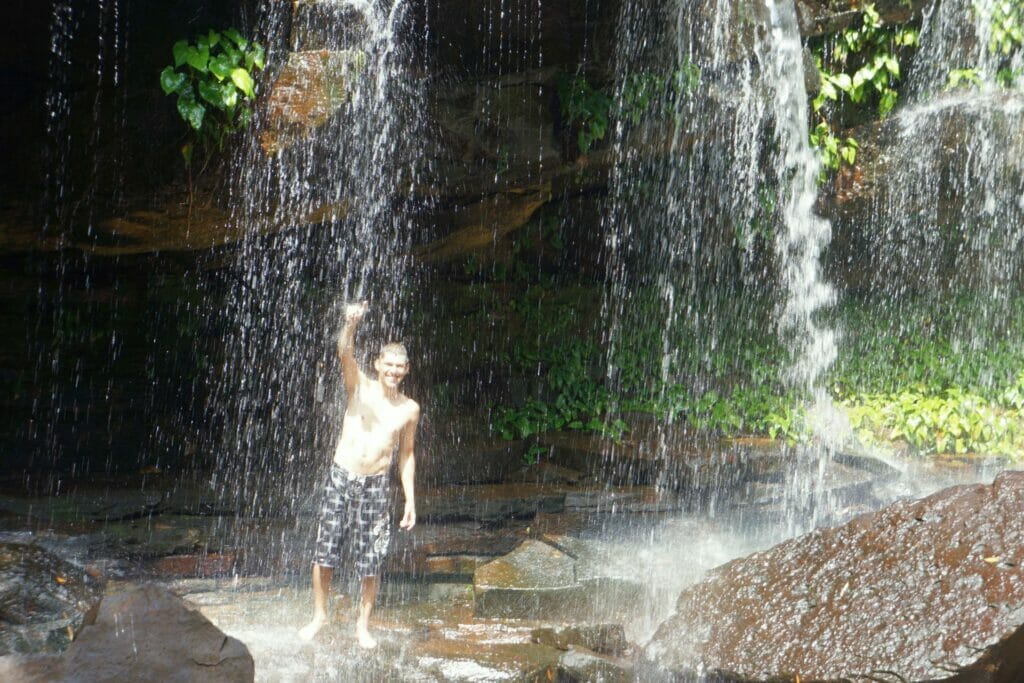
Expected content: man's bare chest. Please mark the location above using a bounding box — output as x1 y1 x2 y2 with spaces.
349 396 408 437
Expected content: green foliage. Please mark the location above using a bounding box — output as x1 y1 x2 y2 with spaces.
486 286 1024 460
947 1 1024 89
989 0 1024 55
558 76 613 154
946 67 983 89
844 388 1023 456
809 122 859 178
557 62 700 154
810 4 918 178
734 185 780 250
160 28 266 165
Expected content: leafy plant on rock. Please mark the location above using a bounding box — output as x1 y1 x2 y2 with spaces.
810 4 919 178
558 62 700 154
946 1 1024 89
159 28 266 168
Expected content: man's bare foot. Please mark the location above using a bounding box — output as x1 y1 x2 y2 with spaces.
356 624 377 649
298 614 327 641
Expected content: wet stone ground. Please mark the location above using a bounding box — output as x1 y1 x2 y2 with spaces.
0 442 1011 681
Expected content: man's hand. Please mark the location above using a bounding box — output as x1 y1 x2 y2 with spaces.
400 502 416 530
345 301 368 325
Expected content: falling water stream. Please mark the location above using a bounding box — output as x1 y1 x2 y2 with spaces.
6 0 1024 679
211 0 426 539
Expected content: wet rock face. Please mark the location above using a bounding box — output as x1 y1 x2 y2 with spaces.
824 92 1024 294
0 543 104 655
794 0 931 37
0 584 254 683
641 471 1024 681
260 49 367 154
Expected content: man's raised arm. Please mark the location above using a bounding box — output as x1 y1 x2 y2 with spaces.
337 301 368 395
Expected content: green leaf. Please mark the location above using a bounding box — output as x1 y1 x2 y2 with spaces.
159 66 187 95
840 143 857 165
247 44 266 71
222 42 242 67
207 30 221 48
884 55 900 77
172 40 190 67
879 88 897 118
221 81 238 110
185 45 210 73
230 67 255 98
820 79 839 101
176 94 205 131
198 79 227 108
209 54 234 81
577 130 592 153
224 27 249 50
181 142 194 167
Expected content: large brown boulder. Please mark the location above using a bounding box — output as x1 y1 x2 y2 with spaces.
640 470 1024 681
0 584 254 682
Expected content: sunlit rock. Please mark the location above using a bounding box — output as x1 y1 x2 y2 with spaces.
0 542 104 656
260 49 368 154
823 91 1024 293
640 470 1024 681
474 535 646 622
557 647 634 683
473 538 579 619
385 520 521 580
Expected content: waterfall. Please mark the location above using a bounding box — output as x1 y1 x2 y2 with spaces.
209 0 428 548
764 0 836 398
864 0 1024 345
604 0 838 504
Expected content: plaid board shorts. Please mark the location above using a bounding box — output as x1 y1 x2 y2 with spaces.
312 463 392 578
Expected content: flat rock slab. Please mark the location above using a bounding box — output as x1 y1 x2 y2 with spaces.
641 470 1024 681
473 537 645 622
473 539 578 619
531 623 631 656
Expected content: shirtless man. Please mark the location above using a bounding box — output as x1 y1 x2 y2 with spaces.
298 301 420 648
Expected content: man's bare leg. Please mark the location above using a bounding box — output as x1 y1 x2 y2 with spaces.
299 564 333 640
355 575 380 649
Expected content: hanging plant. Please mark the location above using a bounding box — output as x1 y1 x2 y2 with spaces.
159 28 266 167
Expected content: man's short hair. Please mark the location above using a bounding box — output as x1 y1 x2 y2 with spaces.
379 342 409 362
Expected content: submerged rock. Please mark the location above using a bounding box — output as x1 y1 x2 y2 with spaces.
640 470 1024 681
0 584 254 682
531 623 631 656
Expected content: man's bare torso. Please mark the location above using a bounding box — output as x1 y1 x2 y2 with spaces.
334 376 417 476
